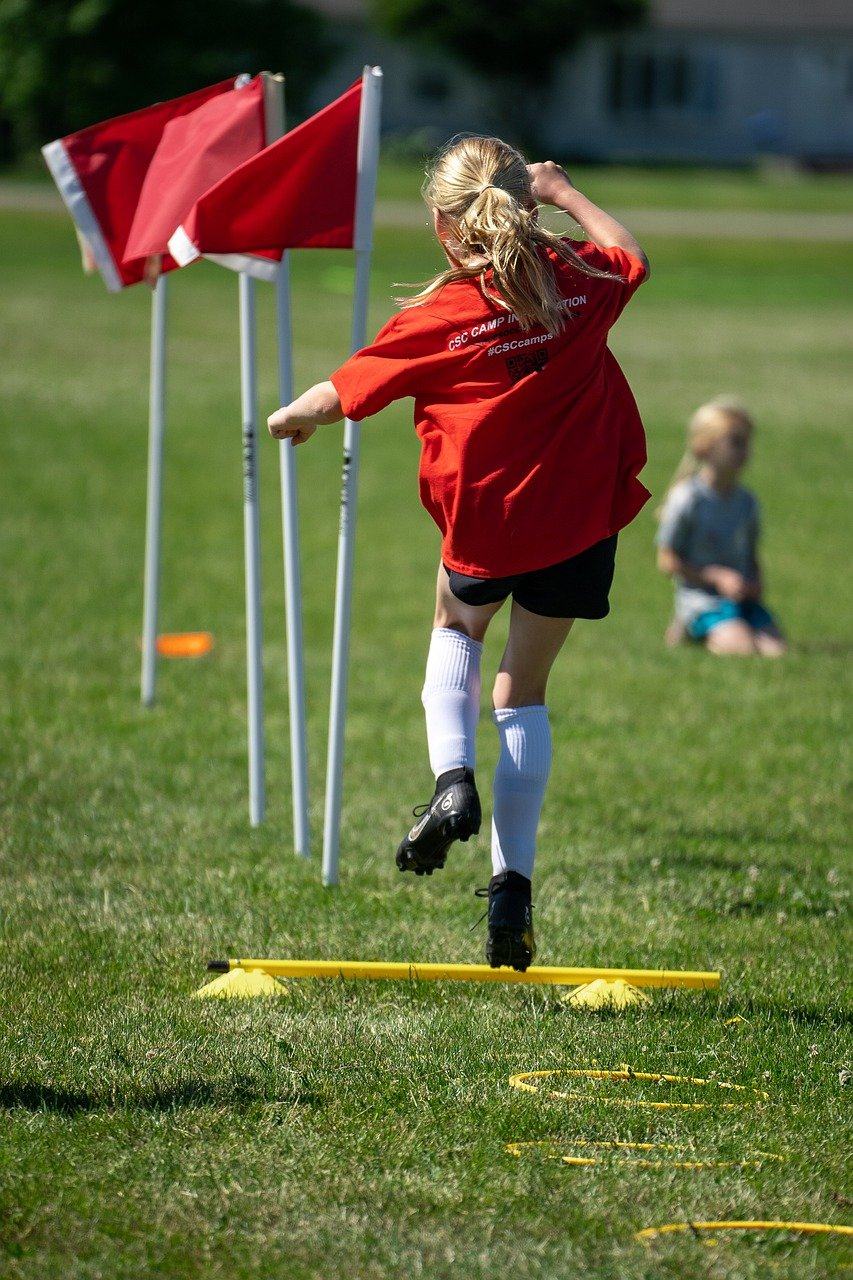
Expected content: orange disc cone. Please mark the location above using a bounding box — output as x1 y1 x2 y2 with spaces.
155 632 214 658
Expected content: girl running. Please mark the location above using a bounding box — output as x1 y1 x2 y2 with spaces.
268 136 650 970
656 397 786 655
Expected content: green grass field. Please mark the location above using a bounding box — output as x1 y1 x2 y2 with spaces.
1 159 851 1279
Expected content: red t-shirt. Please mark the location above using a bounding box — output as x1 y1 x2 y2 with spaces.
329 239 650 577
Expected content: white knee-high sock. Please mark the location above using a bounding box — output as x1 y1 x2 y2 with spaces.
491 704 552 881
420 627 483 778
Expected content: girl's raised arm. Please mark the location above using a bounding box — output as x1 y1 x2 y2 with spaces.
528 161 649 277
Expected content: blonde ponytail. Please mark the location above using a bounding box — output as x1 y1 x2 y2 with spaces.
393 134 620 334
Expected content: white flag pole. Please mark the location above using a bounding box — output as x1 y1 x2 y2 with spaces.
276 255 311 857
239 271 266 825
140 273 168 706
322 65 383 887
264 73 311 858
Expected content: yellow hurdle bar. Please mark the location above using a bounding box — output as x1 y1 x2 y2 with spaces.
207 958 720 990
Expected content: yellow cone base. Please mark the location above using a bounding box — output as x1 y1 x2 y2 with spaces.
562 979 653 1010
193 967 287 1000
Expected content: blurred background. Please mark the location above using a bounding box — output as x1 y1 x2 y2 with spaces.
1 0 852 168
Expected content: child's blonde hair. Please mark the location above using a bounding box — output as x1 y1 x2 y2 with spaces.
393 133 618 334
657 396 755 517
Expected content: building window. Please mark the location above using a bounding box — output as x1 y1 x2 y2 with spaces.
609 48 718 117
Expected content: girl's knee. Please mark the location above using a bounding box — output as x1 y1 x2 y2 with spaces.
432 599 491 640
705 620 756 655
433 613 488 642
754 630 787 657
492 675 547 708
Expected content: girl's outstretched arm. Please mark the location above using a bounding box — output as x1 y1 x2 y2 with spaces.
528 161 650 277
267 380 343 444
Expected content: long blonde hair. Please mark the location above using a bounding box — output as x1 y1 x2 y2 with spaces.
657 396 755 517
393 133 619 334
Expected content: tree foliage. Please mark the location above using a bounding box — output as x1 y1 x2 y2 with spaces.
0 0 338 154
370 0 647 87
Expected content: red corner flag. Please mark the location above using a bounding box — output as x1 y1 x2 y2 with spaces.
122 77 268 265
168 77 363 281
42 77 260 291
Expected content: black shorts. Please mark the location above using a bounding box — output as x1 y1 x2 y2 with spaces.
444 534 618 620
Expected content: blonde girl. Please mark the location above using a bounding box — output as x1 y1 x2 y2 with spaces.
268 135 650 969
656 398 786 656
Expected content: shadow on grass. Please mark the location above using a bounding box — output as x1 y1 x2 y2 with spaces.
732 999 852 1030
0 1079 324 1114
627 821 826 861
791 638 853 658
554 995 851 1030
718 895 846 919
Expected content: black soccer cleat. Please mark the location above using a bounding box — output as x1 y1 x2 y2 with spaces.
474 869 536 971
395 766 481 876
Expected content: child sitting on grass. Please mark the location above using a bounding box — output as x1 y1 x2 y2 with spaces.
656 397 786 656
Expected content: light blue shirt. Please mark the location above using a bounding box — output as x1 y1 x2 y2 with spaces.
656 475 759 623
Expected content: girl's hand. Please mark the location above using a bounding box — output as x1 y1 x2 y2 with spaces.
267 407 317 445
527 161 575 207
708 566 751 602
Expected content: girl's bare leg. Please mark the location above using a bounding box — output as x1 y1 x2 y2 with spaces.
493 599 575 708
705 620 757 655
753 627 787 657
433 561 506 640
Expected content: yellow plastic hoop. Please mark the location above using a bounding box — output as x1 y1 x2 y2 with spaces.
508 1065 769 1111
636 1220 853 1244
506 1138 783 1170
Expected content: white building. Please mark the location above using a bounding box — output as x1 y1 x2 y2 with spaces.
303 0 853 164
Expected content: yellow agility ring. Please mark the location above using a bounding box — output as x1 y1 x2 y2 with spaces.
508 1065 769 1110
506 1138 783 1170
636 1220 853 1244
